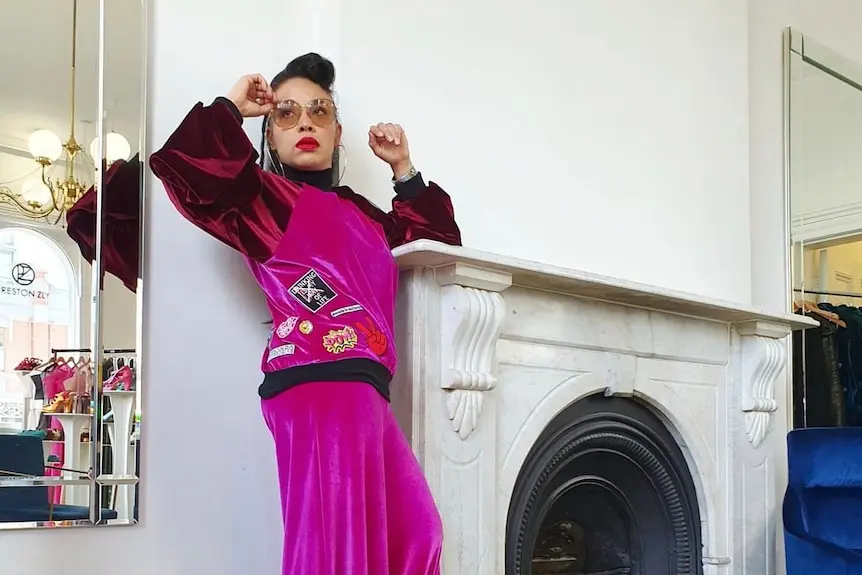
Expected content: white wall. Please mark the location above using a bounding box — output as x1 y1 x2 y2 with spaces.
338 0 752 303
0 0 773 573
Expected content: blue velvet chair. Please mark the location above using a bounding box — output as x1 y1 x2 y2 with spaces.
0 434 117 522
784 428 862 574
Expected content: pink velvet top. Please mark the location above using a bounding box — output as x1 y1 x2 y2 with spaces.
149 100 462 399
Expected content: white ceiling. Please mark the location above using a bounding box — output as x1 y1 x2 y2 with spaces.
0 0 144 155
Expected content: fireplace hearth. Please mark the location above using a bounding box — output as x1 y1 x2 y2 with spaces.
506 394 702 575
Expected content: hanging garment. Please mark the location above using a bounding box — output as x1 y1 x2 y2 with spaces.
793 312 845 427
819 304 862 425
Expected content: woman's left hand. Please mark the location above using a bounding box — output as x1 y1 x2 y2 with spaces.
368 123 412 176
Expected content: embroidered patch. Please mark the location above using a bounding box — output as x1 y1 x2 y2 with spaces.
330 304 363 318
267 344 295 362
322 326 358 354
288 269 337 313
299 320 313 334
355 317 387 356
276 317 298 338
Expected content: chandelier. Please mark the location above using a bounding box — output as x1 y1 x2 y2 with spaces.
0 0 130 224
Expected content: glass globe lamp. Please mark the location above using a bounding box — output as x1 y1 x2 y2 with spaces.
27 130 63 164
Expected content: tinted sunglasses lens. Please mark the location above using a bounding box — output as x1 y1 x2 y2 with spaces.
273 102 300 128
309 101 336 127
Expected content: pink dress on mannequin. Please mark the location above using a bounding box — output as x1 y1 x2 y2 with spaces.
148 99 462 575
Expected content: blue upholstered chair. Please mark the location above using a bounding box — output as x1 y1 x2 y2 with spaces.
0 434 117 522
783 428 862 574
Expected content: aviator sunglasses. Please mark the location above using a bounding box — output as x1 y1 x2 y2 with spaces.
270 99 338 130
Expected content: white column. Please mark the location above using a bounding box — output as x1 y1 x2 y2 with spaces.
103 390 137 520
52 413 91 505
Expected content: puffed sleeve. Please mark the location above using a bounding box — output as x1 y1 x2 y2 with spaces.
387 175 462 248
66 155 140 292
148 98 302 261
344 173 462 249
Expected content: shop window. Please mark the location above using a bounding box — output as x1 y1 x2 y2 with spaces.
0 228 78 431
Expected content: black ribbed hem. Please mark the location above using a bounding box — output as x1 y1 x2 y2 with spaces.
393 171 426 200
258 358 392 402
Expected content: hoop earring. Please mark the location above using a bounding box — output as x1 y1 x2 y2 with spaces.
336 143 347 185
266 146 285 177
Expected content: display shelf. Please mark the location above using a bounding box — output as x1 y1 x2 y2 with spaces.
51 413 91 506
104 390 136 520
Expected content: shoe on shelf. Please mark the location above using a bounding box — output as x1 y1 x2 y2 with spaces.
14 357 41 371
103 365 133 391
42 392 72 414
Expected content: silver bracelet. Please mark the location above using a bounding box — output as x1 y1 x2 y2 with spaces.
392 165 418 184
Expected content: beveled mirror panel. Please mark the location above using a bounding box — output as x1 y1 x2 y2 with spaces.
0 0 145 529
786 28 862 429
91 0 145 526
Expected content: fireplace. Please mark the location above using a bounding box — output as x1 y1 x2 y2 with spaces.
391 241 814 575
506 394 702 575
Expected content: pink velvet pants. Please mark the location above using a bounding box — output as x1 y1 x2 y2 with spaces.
261 381 443 575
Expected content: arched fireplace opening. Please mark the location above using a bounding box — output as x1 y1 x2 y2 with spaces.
505 393 703 575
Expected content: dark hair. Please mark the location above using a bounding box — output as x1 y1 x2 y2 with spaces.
259 52 340 179
272 52 335 94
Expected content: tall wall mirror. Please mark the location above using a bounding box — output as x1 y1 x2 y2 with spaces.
0 0 145 528
786 28 862 430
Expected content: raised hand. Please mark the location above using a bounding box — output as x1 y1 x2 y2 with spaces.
226 74 275 118
368 122 412 178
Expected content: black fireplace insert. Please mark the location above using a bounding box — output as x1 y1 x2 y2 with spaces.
505 394 702 575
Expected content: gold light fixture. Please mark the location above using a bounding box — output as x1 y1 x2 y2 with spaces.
0 0 130 224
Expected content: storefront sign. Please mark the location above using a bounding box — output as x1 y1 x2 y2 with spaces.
0 263 48 301
11 263 34 286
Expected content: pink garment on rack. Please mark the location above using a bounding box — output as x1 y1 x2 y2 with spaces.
43 365 72 504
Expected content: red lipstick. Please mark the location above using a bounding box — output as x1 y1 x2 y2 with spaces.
296 137 320 151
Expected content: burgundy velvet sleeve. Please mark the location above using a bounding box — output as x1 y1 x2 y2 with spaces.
148 100 301 261
343 181 462 249
386 181 462 248
66 155 141 292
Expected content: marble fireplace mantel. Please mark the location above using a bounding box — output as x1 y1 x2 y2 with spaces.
391 240 814 575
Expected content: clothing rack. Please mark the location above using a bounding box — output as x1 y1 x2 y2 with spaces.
793 288 862 299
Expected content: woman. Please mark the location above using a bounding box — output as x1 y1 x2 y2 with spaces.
149 53 461 575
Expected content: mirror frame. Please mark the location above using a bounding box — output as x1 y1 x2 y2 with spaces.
0 0 148 530
782 27 862 429
89 0 148 528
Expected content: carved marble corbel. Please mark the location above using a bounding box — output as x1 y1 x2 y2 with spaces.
437 263 512 440
736 320 792 449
